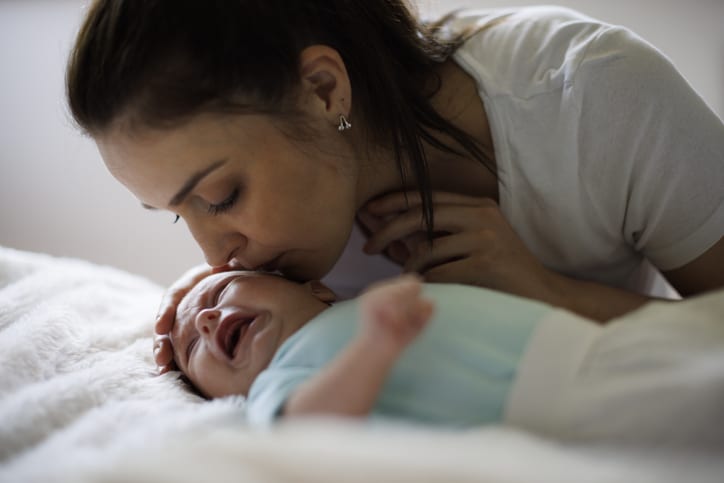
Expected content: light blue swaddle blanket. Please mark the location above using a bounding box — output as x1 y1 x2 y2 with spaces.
247 283 553 427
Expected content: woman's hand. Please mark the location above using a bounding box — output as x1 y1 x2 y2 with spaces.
359 191 556 302
153 263 233 374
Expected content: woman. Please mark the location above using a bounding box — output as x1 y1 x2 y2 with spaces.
65 1 724 373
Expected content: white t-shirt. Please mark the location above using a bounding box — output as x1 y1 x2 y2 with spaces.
323 6 724 299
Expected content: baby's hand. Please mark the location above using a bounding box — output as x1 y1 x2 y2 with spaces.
358 275 434 355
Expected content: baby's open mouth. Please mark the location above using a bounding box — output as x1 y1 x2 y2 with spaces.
218 317 255 360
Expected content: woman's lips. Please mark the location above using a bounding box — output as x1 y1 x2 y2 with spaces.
259 254 282 273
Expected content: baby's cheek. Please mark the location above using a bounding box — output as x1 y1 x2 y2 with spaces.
192 364 224 398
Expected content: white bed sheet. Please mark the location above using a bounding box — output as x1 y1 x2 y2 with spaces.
0 246 722 483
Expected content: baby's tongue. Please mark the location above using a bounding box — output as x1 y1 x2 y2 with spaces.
232 319 253 358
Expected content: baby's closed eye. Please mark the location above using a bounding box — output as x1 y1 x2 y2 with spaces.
186 337 199 363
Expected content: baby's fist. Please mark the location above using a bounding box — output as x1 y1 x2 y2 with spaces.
359 275 434 353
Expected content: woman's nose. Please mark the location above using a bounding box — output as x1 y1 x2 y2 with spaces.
187 220 247 268
195 308 221 337
199 238 235 268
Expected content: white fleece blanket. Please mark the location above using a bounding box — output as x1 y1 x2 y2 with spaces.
0 246 722 483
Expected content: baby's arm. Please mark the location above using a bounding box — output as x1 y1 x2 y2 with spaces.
282 275 434 418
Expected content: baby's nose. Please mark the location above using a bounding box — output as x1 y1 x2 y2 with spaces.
195 308 220 336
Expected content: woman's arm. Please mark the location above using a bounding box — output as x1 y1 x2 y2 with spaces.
360 193 663 323
546 237 724 321
663 238 724 296
283 276 434 418
540 271 652 322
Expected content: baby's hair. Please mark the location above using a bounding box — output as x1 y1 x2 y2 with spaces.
177 373 210 400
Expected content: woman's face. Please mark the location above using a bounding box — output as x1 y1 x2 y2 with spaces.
170 271 333 398
97 114 360 280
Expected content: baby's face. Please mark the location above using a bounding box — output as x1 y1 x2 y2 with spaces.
171 271 334 398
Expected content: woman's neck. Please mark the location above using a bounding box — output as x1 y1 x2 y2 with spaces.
424 59 498 201
355 59 499 208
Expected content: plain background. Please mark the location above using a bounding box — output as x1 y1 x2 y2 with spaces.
1 0 723 286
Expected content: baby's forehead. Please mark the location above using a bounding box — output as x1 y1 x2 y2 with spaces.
176 270 293 318
183 274 222 304
178 271 244 312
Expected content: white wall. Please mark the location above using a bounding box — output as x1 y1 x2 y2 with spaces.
1 0 722 286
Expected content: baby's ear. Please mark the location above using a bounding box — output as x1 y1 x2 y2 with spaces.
305 280 337 304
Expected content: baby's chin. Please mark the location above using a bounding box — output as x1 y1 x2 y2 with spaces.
196 367 259 400
196 378 236 400
177 372 211 400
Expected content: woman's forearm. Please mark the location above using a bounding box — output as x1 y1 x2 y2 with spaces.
544 271 666 322
283 335 399 418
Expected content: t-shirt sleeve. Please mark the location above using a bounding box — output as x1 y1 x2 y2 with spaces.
574 26 724 271
245 366 316 426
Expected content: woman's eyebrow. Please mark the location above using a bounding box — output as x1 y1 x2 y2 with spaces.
138 159 227 210
169 159 227 207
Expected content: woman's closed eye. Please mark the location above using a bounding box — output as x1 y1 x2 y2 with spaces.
207 187 240 216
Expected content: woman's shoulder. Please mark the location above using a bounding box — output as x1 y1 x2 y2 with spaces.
445 5 596 33
449 6 615 97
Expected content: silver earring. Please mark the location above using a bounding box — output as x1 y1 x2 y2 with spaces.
337 114 352 132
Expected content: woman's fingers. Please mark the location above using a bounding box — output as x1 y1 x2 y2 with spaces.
356 210 386 238
362 193 553 299
154 333 177 374
155 264 216 332
402 232 476 274
153 334 175 366
359 190 477 256
154 299 178 335
153 263 219 374
422 258 483 285
363 209 428 254
157 362 177 375
364 190 483 215
364 201 495 255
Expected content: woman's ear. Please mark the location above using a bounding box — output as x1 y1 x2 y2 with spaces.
305 280 337 304
298 45 352 124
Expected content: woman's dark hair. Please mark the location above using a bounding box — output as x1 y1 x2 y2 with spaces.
66 0 493 237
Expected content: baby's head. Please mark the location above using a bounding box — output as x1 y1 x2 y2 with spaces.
170 270 335 399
